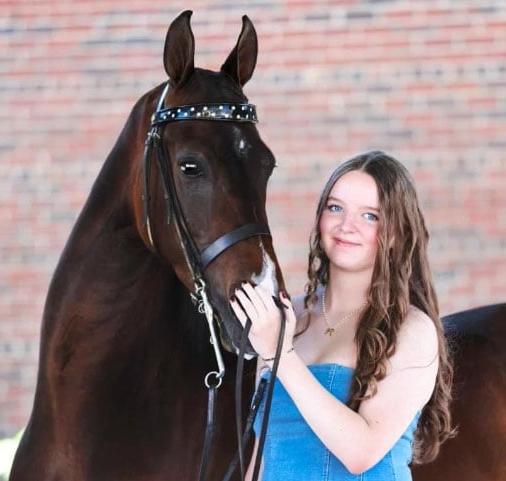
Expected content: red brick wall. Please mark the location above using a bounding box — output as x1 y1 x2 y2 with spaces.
1 1 505 436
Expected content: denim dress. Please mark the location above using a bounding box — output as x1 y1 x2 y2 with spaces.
253 364 421 481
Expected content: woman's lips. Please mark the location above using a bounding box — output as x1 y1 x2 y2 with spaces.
334 237 360 247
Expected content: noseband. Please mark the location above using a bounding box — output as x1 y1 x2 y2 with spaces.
141 83 285 481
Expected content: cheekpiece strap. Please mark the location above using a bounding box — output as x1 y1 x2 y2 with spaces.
152 103 258 125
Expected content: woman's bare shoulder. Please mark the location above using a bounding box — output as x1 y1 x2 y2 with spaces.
388 304 439 372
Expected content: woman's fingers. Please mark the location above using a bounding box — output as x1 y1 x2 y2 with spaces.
244 282 282 315
254 285 278 312
234 288 259 323
241 282 269 312
229 284 296 359
230 298 248 327
239 283 277 321
231 283 293 331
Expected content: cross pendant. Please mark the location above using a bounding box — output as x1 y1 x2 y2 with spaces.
324 327 335 336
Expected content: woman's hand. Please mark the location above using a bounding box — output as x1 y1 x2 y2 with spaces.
230 282 296 361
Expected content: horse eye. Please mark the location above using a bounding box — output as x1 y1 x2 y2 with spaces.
179 161 202 177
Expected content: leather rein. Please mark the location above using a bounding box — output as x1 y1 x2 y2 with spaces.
141 82 287 481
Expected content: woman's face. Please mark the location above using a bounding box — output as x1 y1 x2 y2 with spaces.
319 170 380 273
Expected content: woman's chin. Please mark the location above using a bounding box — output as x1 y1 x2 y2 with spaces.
329 257 372 272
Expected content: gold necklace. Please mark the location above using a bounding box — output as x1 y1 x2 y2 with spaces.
321 287 367 336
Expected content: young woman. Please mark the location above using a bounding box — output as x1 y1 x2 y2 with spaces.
230 151 457 481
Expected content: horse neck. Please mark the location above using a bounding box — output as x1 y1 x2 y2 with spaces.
40 94 215 381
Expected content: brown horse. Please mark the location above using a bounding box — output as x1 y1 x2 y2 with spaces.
414 303 506 481
9 11 284 481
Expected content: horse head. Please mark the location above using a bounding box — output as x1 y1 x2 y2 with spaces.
135 11 285 358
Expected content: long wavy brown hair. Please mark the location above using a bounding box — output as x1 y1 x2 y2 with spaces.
301 151 458 464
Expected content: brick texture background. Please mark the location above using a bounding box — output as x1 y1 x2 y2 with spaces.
1 1 505 437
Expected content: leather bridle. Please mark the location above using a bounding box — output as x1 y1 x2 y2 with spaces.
141 82 287 481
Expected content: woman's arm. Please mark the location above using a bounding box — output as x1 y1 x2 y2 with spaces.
268 307 438 475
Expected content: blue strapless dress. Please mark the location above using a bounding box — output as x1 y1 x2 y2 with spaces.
253 363 421 481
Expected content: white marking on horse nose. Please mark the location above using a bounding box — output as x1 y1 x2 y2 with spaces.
239 139 245 150
251 241 278 296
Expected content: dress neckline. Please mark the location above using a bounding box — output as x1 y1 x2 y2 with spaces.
308 362 355 371
261 362 355 377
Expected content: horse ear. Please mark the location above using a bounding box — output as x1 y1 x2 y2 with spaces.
163 10 195 88
221 15 258 87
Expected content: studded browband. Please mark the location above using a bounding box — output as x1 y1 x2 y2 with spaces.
152 102 258 124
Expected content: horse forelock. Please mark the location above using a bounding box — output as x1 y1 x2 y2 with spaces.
166 68 248 106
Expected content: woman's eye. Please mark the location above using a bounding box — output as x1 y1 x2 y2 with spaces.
327 204 342 213
179 161 202 177
363 212 379 221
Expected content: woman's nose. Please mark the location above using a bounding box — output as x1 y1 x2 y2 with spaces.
338 212 356 232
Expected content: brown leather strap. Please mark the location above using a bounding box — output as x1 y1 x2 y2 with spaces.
198 384 218 481
201 224 271 270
